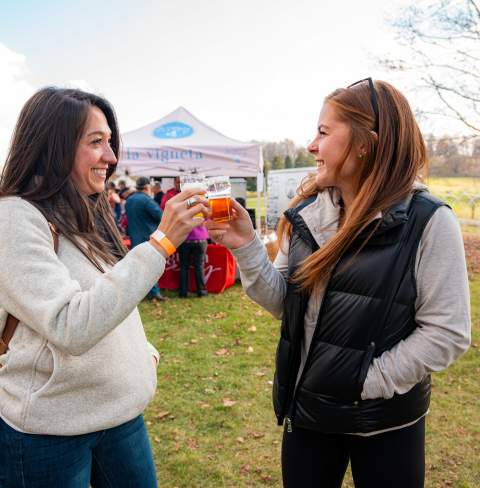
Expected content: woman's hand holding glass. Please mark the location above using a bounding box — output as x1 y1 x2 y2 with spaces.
205 199 256 249
158 188 209 248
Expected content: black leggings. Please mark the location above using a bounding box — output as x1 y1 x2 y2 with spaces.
282 417 425 488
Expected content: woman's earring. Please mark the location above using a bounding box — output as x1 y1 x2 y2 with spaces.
358 153 364 159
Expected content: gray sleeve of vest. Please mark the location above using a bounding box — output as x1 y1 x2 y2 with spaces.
230 235 287 320
361 205 472 400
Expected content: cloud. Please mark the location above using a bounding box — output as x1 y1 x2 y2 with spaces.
65 79 95 92
0 43 35 168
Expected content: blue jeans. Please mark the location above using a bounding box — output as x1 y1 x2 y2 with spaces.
0 415 157 488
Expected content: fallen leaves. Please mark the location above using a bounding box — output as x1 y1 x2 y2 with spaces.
187 438 199 449
248 325 257 332
155 411 170 420
464 233 480 276
215 348 229 357
222 398 237 407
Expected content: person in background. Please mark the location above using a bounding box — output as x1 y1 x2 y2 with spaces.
125 176 167 301
235 197 256 229
107 181 122 225
153 180 164 207
117 179 130 199
207 79 471 488
0 87 209 487
161 176 209 298
160 176 181 208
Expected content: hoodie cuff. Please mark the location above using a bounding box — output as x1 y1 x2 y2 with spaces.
361 364 385 400
231 236 267 271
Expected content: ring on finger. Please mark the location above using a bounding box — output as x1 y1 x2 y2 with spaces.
186 197 197 209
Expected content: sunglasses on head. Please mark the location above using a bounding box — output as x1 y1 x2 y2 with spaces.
347 77 379 133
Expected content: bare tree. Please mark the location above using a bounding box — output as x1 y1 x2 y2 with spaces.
383 0 480 133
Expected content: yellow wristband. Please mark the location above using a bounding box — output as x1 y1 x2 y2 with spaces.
150 230 176 256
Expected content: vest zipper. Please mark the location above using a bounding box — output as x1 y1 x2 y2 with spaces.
284 280 333 432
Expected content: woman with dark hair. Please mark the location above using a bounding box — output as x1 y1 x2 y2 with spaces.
0 87 207 487
207 79 471 487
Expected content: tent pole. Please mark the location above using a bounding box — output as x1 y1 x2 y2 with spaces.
255 170 264 236
256 186 261 236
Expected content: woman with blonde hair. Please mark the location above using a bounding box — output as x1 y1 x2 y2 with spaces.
207 79 471 487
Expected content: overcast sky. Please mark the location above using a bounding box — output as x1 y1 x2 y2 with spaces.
1 0 441 166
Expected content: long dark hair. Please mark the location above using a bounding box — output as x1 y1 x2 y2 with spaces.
277 80 427 291
0 87 127 271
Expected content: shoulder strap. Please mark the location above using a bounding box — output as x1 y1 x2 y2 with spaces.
0 223 59 355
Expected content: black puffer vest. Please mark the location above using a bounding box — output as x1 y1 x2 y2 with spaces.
272 190 445 434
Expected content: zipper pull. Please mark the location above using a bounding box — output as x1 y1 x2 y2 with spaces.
286 418 293 433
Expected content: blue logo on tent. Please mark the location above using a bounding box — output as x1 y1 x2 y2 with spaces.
153 122 194 139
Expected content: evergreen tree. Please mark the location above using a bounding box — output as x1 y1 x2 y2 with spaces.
284 155 293 169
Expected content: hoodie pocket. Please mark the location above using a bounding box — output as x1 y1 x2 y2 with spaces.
30 343 57 397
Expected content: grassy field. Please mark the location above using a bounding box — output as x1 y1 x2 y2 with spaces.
142 273 480 487
248 176 480 224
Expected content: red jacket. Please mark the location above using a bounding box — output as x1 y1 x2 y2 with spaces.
160 188 180 210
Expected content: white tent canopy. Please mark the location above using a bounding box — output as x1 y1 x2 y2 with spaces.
117 107 263 177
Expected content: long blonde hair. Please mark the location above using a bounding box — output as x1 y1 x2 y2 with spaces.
277 80 427 291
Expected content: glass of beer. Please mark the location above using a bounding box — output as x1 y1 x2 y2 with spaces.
205 176 232 222
179 174 207 218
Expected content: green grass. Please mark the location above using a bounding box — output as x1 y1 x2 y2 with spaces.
246 192 266 219
426 177 480 195
141 274 480 487
426 177 480 221
248 177 480 222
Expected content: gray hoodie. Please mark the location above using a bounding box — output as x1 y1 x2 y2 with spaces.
0 197 165 435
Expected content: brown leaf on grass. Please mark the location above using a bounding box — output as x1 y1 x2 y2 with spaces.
236 436 245 443
246 346 254 353
163 374 173 381
223 398 237 407
249 431 265 439
255 371 266 377
155 411 170 420
190 339 198 344
187 438 198 449
240 464 251 475
234 338 242 346
209 312 226 319
198 401 210 408
215 348 229 356
255 310 264 316
260 474 273 483
248 325 257 332
154 436 160 443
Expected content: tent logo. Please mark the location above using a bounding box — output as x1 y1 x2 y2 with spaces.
153 122 194 139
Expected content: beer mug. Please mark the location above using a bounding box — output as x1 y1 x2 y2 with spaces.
180 174 207 219
205 176 232 222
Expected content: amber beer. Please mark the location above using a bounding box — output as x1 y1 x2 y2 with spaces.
205 175 232 222
209 196 232 222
